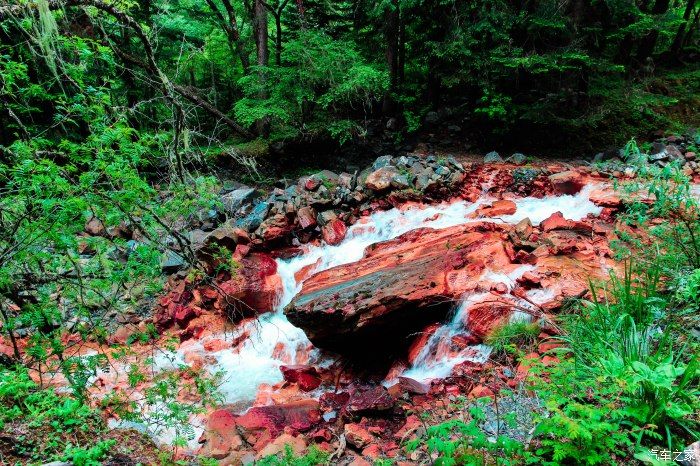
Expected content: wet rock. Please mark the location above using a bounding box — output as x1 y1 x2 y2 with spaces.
346 386 394 415
548 170 584 195
215 253 282 314
220 187 256 216
541 211 592 234
321 219 347 245
285 225 512 351
297 206 317 229
237 202 270 232
344 423 375 449
477 200 517 217
484 151 503 163
280 365 321 391
365 166 401 192
236 399 321 439
201 409 242 459
466 296 517 340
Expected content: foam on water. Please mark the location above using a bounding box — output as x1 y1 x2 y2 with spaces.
400 265 534 382
198 186 603 403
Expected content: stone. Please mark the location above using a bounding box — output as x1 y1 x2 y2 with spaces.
677 440 699 466
372 155 394 170
215 253 283 314
541 212 592 233
236 400 321 439
665 144 684 161
161 250 187 273
285 224 514 352
344 423 374 449
483 151 503 163
548 170 584 195
202 409 243 459
220 187 256 216
237 202 270 232
508 153 527 164
477 200 517 217
296 206 317 229
256 433 306 459
685 151 696 161
365 166 401 191
321 219 347 245
280 365 321 391
85 216 106 236
346 386 395 415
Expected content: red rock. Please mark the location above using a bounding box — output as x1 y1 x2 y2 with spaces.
477 199 517 217
362 444 382 459
491 282 508 294
203 339 231 352
236 400 320 439
280 365 322 391
541 212 592 233
174 304 198 328
344 423 374 448
304 176 321 191
285 224 512 351
346 386 394 415
407 323 440 365
589 189 622 208
202 409 243 459
514 249 537 265
297 206 317 229
517 271 541 288
548 170 584 195
468 385 495 399
256 433 306 459
321 219 347 245
465 296 516 340
85 216 106 236
216 252 282 315
389 376 429 395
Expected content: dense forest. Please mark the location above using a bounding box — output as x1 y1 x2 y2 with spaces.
0 0 699 465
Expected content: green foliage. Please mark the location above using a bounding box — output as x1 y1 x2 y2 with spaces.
256 445 330 466
235 29 388 142
485 321 540 354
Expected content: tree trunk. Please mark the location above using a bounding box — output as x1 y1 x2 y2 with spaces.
382 0 399 115
635 0 671 63
255 0 270 136
274 13 282 65
671 0 697 54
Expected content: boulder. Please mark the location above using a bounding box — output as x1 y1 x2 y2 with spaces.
216 253 282 314
484 151 503 163
285 224 513 351
365 166 401 192
201 409 243 459
237 202 270 232
297 206 317 229
346 386 394 415
280 365 321 391
548 171 584 195
321 219 347 245
220 187 256 216
476 200 517 217
236 399 321 438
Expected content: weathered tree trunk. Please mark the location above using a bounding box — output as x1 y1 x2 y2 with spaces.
382 0 399 115
255 0 270 136
671 0 697 54
635 0 671 63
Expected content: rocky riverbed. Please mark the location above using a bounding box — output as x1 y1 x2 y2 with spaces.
15 135 699 465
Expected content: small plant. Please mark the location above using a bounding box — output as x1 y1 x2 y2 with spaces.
485 321 540 354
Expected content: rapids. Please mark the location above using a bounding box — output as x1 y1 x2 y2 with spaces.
186 184 604 405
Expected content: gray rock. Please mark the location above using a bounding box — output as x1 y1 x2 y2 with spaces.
677 440 699 466
372 155 394 170
424 111 440 124
484 151 503 163
665 144 684 162
220 187 255 216
508 152 527 164
161 250 187 273
447 156 464 172
649 151 669 163
236 201 270 232
390 174 410 189
317 210 338 226
434 165 451 177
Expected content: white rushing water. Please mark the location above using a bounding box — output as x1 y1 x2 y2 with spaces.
162 185 603 404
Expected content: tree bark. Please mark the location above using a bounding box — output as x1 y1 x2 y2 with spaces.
382 0 399 115
254 0 270 136
205 0 251 74
671 0 697 54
